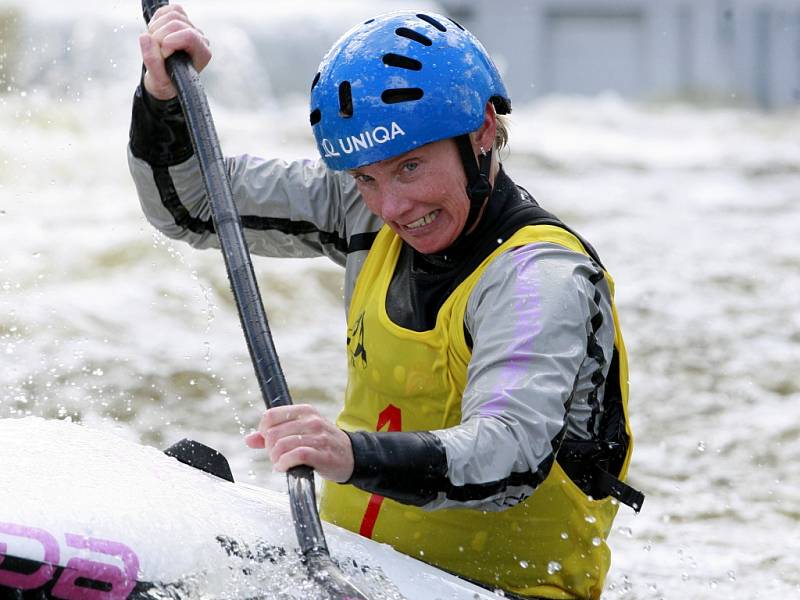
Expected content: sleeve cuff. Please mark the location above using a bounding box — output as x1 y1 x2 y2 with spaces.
344 430 448 507
129 68 195 167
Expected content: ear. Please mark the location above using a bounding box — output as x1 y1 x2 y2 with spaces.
470 102 497 153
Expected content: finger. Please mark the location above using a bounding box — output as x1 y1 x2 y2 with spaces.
272 431 354 482
148 12 190 36
273 446 319 473
149 18 192 50
260 404 316 430
139 33 166 77
148 4 188 28
149 13 193 39
139 33 175 99
259 407 326 450
259 406 292 431
262 419 307 450
244 431 265 449
148 13 210 66
269 432 306 465
163 30 212 71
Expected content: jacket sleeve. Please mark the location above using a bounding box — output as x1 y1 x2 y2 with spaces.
127 83 377 269
346 243 617 511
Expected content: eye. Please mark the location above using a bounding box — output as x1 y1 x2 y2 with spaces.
401 160 419 173
352 172 374 184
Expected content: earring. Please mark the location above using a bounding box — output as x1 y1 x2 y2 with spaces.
479 146 487 156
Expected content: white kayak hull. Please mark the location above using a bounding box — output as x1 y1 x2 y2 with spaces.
0 417 503 599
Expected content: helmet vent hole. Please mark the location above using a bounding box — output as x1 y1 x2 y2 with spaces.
382 53 422 71
395 27 432 47
338 81 353 117
447 17 465 31
364 18 375 25
381 88 424 104
311 72 320 91
416 14 447 32
309 108 321 126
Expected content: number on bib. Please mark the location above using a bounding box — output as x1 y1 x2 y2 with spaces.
358 404 401 538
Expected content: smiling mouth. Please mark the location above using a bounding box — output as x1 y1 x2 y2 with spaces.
405 210 440 230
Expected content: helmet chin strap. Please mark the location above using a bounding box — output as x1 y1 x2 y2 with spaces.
455 134 493 235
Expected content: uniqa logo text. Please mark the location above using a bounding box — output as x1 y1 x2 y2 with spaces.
322 122 406 158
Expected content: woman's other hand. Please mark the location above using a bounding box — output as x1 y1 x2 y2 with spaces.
245 404 355 483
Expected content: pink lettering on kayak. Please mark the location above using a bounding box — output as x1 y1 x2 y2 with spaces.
51 534 139 600
0 521 59 590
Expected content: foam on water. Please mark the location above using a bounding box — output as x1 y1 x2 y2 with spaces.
1 2 799 598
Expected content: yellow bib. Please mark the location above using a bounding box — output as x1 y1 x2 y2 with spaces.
320 224 633 600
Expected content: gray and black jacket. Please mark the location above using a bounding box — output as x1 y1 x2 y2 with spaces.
128 84 638 512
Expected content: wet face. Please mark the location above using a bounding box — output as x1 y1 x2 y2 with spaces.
349 139 470 254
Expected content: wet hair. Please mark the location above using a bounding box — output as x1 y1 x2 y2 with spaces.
495 114 510 152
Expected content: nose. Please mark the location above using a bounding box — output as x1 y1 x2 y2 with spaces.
378 183 413 223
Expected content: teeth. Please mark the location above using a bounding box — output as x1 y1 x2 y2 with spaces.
406 211 438 230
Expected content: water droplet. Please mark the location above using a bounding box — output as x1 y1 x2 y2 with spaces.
519 560 529 569
727 570 736 582
584 515 597 524
547 561 562 575
696 440 706 452
560 531 569 540
619 526 633 538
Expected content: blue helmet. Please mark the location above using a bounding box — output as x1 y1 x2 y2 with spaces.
309 11 511 171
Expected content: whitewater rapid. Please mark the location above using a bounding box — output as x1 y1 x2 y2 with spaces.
1 1 799 598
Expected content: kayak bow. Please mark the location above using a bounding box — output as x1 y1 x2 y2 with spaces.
0 418 505 600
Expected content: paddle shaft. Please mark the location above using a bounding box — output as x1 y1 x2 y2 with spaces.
140 3 367 598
